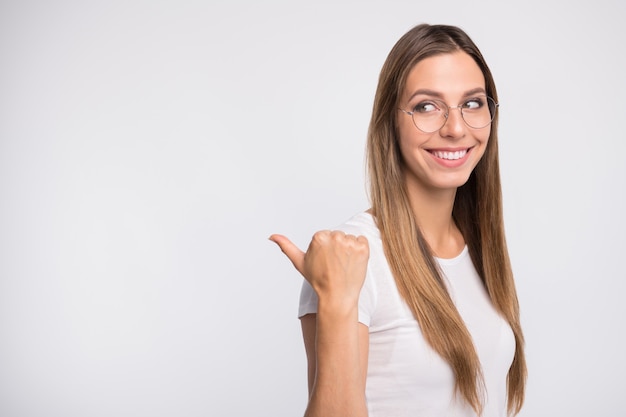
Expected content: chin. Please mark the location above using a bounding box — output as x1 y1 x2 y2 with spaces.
430 172 473 190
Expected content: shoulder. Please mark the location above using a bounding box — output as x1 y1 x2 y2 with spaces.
333 212 380 241
335 212 388 281
334 212 384 264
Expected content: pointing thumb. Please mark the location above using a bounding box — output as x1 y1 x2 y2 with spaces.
269 234 305 275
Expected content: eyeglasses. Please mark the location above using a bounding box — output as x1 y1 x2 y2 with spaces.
399 95 498 133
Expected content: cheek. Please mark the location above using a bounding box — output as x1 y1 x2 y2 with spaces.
483 127 491 142
474 130 491 160
395 119 412 159
397 130 429 165
397 116 430 148
475 126 491 149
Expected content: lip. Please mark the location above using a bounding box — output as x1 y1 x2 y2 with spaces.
426 146 473 168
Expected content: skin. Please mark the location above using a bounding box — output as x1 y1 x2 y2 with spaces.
270 51 491 416
269 232 369 417
397 51 490 257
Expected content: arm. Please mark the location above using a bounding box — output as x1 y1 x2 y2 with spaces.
270 231 370 417
301 313 369 416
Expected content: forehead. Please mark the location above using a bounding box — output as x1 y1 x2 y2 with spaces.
403 51 485 100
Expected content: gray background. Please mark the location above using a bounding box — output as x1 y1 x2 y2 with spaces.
1 0 625 416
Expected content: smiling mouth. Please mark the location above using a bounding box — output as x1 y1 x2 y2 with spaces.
429 148 470 160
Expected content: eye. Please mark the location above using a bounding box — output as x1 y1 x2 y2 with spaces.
413 100 442 114
462 97 485 110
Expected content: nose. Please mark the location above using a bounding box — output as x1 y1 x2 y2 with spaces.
439 107 466 138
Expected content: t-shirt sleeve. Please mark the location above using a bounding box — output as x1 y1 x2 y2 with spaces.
297 265 376 327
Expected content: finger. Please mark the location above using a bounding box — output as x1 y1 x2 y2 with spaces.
269 234 305 275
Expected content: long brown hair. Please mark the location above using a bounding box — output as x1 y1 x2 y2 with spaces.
367 24 526 415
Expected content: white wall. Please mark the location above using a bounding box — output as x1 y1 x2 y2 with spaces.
1 1 624 416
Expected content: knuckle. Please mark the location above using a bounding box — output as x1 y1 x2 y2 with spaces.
312 230 330 242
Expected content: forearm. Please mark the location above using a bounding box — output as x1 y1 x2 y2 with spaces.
269 231 369 416
305 300 367 417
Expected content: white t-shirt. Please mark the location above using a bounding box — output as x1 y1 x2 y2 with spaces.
298 212 515 417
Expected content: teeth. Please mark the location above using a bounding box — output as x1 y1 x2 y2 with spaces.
433 150 467 160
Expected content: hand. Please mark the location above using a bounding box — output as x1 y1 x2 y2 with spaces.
269 231 370 305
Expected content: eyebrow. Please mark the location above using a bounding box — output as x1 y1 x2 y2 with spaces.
407 87 487 102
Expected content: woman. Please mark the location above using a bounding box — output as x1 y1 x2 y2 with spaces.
270 23 527 417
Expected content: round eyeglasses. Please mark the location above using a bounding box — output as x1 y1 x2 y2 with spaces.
399 96 498 133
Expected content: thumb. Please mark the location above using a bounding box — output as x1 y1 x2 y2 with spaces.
269 234 305 275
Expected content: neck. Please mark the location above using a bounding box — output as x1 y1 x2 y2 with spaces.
405 179 464 259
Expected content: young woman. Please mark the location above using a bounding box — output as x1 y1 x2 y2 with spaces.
270 23 527 417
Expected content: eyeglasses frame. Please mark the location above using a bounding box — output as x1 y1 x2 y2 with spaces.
398 96 499 133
